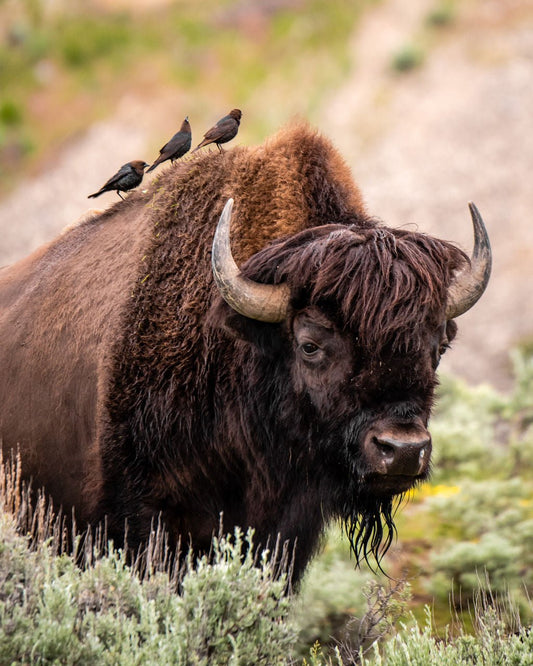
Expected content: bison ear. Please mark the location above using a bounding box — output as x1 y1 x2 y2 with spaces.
206 298 284 354
446 319 458 344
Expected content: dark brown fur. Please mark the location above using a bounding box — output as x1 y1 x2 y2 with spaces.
0 122 468 580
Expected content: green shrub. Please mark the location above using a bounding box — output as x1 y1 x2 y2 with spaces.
361 598 533 666
294 528 375 652
0 506 297 664
0 99 23 127
426 1 456 27
391 349 533 615
391 44 424 72
300 592 533 664
431 377 507 481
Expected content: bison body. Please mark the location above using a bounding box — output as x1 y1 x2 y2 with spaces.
0 123 490 579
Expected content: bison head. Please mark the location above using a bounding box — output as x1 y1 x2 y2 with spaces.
210 199 491 564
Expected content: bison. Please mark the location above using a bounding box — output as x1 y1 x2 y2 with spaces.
0 123 491 580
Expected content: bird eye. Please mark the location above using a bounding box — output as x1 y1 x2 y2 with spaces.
301 342 319 356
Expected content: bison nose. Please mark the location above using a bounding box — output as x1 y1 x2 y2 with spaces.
369 432 432 477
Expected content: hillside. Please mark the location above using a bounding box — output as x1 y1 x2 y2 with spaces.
0 0 533 378
0 0 531 381
322 0 533 388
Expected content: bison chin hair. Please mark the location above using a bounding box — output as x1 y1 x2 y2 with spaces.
342 492 403 572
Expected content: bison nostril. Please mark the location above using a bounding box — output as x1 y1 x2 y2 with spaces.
374 438 395 460
368 433 432 476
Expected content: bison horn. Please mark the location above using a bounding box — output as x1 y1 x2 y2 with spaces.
211 198 291 322
445 202 492 320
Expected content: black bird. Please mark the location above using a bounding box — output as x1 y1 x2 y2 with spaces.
192 109 242 153
88 160 149 200
147 116 192 173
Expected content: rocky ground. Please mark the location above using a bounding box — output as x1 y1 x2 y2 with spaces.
1 0 532 389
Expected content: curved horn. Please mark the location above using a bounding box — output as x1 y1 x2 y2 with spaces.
446 202 492 319
211 198 290 322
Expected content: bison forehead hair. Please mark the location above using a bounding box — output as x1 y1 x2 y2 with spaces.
239 223 467 354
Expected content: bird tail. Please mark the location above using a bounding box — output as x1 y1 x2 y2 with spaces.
191 142 205 153
88 190 102 199
146 161 159 173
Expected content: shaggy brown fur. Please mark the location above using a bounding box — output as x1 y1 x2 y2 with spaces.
243 223 464 353
0 122 471 580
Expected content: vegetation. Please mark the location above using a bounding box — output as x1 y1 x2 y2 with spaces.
426 0 457 28
390 0 458 73
0 500 296 664
390 44 424 73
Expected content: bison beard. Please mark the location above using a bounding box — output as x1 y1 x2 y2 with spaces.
0 122 490 584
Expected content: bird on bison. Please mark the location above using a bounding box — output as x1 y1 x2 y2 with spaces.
88 159 150 200
0 122 491 582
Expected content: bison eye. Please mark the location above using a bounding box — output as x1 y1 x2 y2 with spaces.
438 342 450 356
301 342 319 356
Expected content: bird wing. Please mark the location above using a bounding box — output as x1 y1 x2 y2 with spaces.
163 131 191 156
158 139 171 154
101 163 131 189
203 117 234 142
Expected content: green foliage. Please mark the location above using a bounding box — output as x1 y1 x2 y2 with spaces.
431 379 505 479
426 1 457 28
299 593 533 664
54 14 133 69
294 529 375 652
172 531 297 664
396 348 533 613
0 508 297 665
0 99 29 167
507 346 533 416
431 351 533 483
0 99 23 126
361 601 533 666
427 477 533 605
390 44 424 72
390 0 458 76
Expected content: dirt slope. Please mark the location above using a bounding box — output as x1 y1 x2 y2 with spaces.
321 0 533 388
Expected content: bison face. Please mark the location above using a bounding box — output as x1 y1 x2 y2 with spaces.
211 199 490 499
288 306 457 497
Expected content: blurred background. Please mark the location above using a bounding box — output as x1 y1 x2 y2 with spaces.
1 0 532 387
1 0 532 652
